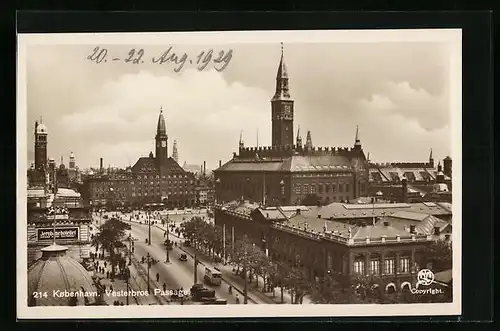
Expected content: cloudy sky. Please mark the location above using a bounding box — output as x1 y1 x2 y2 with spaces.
25 36 454 171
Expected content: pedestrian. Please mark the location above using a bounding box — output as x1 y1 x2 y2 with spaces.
156 272 160 282
104 261 107 268
106 271 110 278
110 285 113 292
163 283 167 292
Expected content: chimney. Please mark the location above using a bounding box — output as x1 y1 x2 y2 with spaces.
383 221 390 227
219 160 222 168
296 208 301 215
410 225 416 233
204 161 206 176
100 158 103 170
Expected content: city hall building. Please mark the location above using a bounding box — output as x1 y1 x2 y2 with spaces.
214 47 370 207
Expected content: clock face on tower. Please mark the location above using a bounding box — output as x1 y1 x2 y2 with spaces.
161 141 166 147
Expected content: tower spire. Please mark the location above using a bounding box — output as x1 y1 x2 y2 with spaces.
429 148 435 168
296 125 302 147
239 130 244 149
272 42 291 101
354 125 362 150
305 130 313 150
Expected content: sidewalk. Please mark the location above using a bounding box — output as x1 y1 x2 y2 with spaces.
90 247 159 305
153 223 312 304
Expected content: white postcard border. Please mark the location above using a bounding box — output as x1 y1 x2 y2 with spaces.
17 29 462 319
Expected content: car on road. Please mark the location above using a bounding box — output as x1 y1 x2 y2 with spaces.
179 253 187 262
190 284 216 302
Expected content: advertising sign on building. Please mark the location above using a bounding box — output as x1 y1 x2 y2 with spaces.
37 228 79 241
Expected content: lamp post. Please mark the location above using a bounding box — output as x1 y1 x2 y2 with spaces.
128 234 132 266
193 222 198 285
147 209 151 246
165 217 170 264
125 266 130 305
215 178 221 205
280 179 285 206
146 252 151 292
243 234 248 304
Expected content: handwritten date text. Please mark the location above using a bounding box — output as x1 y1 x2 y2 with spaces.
86 46 232 72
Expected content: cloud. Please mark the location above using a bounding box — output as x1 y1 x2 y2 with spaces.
25 41 454 170
56 69 270 169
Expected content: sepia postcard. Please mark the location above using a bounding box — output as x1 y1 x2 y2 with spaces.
17 29 462 319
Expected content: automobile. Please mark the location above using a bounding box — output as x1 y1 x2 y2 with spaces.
179 254 187 262
190 284 215 302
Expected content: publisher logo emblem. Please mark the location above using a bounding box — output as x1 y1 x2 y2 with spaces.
417 269 434 286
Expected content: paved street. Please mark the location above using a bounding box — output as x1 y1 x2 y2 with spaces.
127 221 249 304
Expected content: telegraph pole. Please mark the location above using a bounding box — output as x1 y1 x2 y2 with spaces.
222 223 226 264
193 250 198 285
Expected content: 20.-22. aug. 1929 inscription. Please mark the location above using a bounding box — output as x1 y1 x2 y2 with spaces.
86 46 233 72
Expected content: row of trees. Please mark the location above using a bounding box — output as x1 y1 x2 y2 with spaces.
91 217 130 280
179 217 453 304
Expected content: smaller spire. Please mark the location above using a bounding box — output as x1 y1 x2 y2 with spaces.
429 148 434 159
296 125 302 147
305 130 313 150
367 152 370 162
354 125 361 148
239 130 244 149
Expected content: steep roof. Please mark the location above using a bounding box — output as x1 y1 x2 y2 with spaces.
131 157 187 175
217 154 354 173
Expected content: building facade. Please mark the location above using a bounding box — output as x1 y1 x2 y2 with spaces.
367 149 452 202
84 110 196 209
214 202 437 293
214 47 369 207
27 188 92 267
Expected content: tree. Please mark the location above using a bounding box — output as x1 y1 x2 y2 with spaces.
93 218 128 279
423 240 452 272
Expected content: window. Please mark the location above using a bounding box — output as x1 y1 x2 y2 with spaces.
332 183 336 192
318 184 323 194
295 184 301 195
339 183 343 192
400 257 410 273
303 184 309 194
384 258 395 274
370 259 380 275
353 260 364 275
310 185 316 194
345 184 349 192
325 184 329 193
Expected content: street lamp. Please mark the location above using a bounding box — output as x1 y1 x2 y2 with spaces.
215 178 221 205
147 209 151 246
165 218 170 264
146 252 151 292
125 266 130 305
280 179 285 206
128 234 132 266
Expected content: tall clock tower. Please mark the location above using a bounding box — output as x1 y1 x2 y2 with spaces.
155 108 168 164
271 43 294 148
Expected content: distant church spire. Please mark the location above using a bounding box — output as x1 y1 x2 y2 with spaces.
239 130 244 149
429 148 434 168
354 125 362 150
296 125 302 147
172 140 179 163
305 130 313 150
